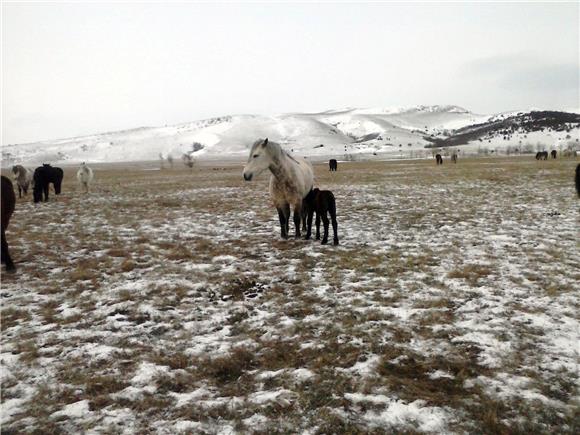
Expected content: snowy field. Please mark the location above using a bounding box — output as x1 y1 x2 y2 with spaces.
1 156 578 434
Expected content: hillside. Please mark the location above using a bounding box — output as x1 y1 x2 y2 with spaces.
2 106 579 165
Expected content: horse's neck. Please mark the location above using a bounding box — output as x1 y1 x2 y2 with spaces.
268 153 292 182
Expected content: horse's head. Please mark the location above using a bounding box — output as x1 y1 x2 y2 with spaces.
243 138 271 181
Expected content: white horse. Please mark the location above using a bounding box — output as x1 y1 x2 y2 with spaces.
11 165 33 198
243 138 314 239
76 162 94 193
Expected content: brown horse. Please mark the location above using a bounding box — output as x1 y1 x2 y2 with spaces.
1 176 16 272
435 154 443 165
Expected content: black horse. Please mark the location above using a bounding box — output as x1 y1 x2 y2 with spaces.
435 154 443 165
33 164 64 203
1 176 16 272
551 150 557 159
535 151 548 160
329 159 338 171
304 188 339 245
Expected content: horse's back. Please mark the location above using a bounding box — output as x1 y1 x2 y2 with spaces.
269 156 314 204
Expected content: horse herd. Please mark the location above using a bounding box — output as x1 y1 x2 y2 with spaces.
1 163 94 272
434 152 458 165
2 144 579 273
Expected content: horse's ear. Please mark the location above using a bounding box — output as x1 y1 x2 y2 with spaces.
263 138 269 147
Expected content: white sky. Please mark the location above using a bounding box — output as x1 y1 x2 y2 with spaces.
2 1 578 144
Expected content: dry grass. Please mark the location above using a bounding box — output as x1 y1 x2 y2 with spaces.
1 156 578 434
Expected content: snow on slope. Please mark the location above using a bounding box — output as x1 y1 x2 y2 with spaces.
1 106 577 165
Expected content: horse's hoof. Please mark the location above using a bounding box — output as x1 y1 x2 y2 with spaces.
321 239 328 245
333 240 339 245
304 236 311 240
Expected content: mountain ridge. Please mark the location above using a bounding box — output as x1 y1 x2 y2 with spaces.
2 106 579 165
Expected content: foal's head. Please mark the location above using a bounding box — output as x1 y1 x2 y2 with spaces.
243 138 274 181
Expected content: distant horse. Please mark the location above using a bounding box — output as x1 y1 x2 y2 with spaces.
76 162 94 193
435 154 443 165
33 164 64 203
1 176 16 272
11 165 33 198
329 159 338 171
182 153 194 169
451 152 458 164
551 150 557 159
243 138 314 239
535 151 548 160
304 188 339 245
576 164 580 198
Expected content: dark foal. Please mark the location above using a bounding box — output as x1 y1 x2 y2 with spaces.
329 159 338 171
1 176 16 272
435 154 443 165
304 188 339 245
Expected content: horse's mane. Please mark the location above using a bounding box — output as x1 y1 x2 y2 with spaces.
254 139 300 165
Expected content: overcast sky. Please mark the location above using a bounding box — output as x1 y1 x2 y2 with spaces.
2 1 578 144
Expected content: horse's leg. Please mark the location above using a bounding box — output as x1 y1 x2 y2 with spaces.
283 204 290 238
321 211 330 245
330 202 339 245
18 185 22 199
277 207 288 239
305 209 314 240
1 229 15 272
293 203 302 239
315 213 321 240
43 184 49 202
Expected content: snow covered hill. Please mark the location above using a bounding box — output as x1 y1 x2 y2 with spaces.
2 106 579 165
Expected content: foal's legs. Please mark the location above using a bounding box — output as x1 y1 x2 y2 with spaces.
305 208 314 240
17 185 22 199
43 184 50 202
329 203 339 245
277 204 291 239
315 213 321 240
321 211 330 245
